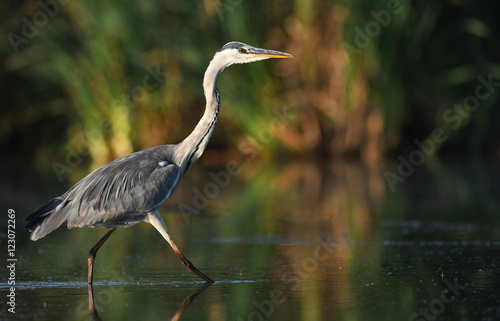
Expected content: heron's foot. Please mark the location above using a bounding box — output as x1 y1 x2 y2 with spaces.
180 257 214 283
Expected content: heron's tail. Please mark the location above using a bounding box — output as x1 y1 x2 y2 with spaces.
25 197 67 241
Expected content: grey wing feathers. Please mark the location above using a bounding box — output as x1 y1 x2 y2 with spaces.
25 197 65 236
25 146 181 241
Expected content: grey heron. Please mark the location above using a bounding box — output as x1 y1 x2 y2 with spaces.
25 41 294 284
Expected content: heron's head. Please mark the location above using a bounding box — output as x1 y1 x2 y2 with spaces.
215 41 294 67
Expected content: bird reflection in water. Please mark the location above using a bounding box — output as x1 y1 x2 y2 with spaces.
88 282 211 321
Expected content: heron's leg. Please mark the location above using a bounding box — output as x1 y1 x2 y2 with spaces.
88 229 115 284
88 284 102 321
146 210 214 284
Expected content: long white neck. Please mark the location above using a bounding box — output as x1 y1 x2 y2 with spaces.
174 52 229 172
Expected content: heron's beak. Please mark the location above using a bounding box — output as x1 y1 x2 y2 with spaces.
251 48 295 59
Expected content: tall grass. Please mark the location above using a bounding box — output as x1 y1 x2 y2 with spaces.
2 0 499 176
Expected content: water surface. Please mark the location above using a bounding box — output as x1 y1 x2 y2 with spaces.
1 159 499 320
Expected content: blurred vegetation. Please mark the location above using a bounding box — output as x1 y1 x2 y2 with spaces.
1 0 499 177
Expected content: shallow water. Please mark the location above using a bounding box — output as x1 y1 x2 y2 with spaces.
1 159 500 320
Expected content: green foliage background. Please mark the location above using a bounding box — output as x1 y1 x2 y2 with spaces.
2 0 499 176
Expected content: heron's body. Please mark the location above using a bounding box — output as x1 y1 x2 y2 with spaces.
27 146 179 237
26 41 293 284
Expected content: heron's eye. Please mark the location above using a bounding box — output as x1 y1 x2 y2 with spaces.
239 47 247 53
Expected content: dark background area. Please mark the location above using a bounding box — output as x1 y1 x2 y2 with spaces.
1 0 499 174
